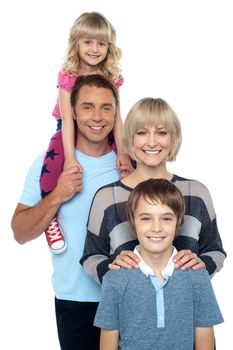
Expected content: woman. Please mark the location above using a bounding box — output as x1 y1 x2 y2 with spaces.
80 98 226 284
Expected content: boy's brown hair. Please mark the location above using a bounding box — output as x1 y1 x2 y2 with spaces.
126 178 185 236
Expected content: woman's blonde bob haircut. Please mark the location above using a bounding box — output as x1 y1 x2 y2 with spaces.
123 98 182 162
62 12 122 82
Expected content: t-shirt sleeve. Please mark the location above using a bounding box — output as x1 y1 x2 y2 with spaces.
113 75 124 89
94 273 119 330
57 71 77 93
19 155 43 206
192 269 224 327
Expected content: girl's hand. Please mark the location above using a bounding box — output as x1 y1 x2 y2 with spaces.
116 153 134 179
173 249 206 271
64 158 83 173
108 250 140 270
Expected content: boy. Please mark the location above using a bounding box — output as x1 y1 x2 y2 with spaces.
94 178 223 350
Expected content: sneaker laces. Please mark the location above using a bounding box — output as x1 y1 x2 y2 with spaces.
46 218 63 241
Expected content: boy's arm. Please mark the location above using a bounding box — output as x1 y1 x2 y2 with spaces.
195 327 214 350
12 166 82 244
100 329 119 350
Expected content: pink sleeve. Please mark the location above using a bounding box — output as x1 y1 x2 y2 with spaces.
57 71 78 93
113 75 124 89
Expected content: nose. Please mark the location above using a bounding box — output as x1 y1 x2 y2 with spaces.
92 109 102 122
151 219 161 232
91 41 98 52
147 132 157 148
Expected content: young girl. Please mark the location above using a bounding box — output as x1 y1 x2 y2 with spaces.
40 12 133 254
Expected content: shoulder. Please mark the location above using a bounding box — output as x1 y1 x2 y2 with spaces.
18 154 44 206
172 268 213 301
21 153 46 189
112 75 124 89
57 71 78 91
27 154 44 175
178 268 211 288
173 174 212 201
92 180 130 208
103 268 138 289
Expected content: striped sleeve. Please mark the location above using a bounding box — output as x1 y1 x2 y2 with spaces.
174 177 226 277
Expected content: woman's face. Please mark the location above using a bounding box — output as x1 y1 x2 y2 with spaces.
133 124 172 167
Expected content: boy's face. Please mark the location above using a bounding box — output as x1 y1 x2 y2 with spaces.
134 197 177 258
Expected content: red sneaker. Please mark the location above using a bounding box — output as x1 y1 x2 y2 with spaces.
45 216 67 254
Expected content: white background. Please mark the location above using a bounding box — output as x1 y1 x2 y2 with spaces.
1 0 232 348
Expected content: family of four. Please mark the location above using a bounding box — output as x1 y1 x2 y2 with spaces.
11 12 225 350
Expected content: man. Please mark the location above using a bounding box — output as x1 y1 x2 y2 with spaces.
11 75 122 350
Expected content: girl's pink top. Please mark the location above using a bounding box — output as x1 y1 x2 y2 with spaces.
52 71 124 120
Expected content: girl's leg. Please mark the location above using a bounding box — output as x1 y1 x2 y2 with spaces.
40 128 67 254
40 129 64 197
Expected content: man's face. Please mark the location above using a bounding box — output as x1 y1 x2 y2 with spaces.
74 85 116 150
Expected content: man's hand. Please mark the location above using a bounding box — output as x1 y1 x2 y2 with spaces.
173 249 206 271
108 250 140 270
11 165 83 244
54 165 82 203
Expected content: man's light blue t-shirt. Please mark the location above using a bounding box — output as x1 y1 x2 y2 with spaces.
19 150 119 302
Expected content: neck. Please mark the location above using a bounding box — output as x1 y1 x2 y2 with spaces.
76 137 111 158
78 63 102 75
140 246 173 283
122 162 173 188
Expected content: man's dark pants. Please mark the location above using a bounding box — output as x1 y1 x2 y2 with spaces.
55 298 100 350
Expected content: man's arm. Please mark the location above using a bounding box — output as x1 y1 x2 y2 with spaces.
12 166 82 244
195 327 214 350
100 329 119 350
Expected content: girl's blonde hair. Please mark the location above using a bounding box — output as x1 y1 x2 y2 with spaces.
62 12 122 82
123 98 182 162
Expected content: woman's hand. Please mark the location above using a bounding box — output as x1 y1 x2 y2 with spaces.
108 250 140 270
173 249 206 270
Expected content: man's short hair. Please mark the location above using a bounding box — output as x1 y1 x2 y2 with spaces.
126 178 185 236
70 74 119 108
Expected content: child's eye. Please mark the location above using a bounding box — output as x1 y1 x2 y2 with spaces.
162 216 173 222
99 41 107 46
83 40 91 45
141 217 150 221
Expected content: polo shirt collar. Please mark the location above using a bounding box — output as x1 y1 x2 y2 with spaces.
134 245 177 278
